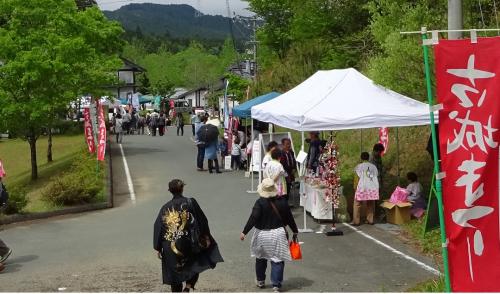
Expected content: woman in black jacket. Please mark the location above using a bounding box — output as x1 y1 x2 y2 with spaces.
240 178 299 292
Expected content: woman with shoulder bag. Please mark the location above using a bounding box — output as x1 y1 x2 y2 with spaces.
240 178 299 292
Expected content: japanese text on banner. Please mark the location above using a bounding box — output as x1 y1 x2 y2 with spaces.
435 37 500 292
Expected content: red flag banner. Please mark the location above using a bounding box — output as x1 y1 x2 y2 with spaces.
378 127 389 155
97 101 107 161
0 159 6 177
435 37 500 291
84 108 95 154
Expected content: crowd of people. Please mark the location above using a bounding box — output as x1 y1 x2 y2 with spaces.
110 108 192 144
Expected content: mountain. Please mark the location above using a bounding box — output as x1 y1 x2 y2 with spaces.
104 3 251 41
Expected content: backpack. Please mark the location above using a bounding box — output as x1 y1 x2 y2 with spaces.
0 183 9 207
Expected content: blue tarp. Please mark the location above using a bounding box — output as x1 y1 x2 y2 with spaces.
119 95 157 105
232 92 281 118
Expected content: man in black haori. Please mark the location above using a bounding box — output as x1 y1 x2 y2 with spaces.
154 179 223 292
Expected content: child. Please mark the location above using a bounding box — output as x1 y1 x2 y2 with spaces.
231 137 242 170
351 152 379 226
406 172 426 218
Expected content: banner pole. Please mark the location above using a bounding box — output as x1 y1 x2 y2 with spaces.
421 27 452 292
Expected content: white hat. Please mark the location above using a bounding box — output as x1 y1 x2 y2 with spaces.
257 178 278 198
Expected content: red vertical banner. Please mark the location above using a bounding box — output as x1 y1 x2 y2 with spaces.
435 37 500 291
378 127 389 155
84 108 95 154
97 100 106 161
0 159 6 177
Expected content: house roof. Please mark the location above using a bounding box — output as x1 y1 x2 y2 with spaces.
119 57 146 72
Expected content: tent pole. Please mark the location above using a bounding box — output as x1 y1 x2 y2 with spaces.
396 128 401 186
247 118 257 193
299 131 314 233
422 28 451 292
360 129 363 153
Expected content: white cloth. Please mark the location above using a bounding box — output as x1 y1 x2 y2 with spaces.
250 228 291 263
354 162 379 201
251 68 438 131
114 118 123 133
263 160 286 196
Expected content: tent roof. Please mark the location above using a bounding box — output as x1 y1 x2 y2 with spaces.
232 91 281 118
251 68 435 131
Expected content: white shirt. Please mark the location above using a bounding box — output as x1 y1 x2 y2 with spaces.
264 160 287 196
231 143 242 156
262 153 272 169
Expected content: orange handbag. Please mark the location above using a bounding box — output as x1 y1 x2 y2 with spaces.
289 240 302 260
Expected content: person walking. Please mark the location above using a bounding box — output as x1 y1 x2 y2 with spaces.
137 113 146 135
240 178 298 292
150 111 159 136
154 179 223 292
351 152 379 226
158 112 166 136
264 148 287 198
123 110 131 135
114 113 124 144
195 115 206 171
205 135 221 174
190 110 198 137
231 137 242 170
176 112 185 136
306 131 321 172
0 177 12 269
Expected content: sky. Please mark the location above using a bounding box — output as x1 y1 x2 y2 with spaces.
96 0 252 16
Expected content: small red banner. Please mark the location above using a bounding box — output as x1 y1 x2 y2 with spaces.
97 100 106 161
378 127 389 155
84 108 95 154
435 37 500 291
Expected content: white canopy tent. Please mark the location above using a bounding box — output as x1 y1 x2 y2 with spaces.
251 68 436 131
250 68 437 233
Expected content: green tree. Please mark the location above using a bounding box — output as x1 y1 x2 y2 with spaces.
0 0 123 180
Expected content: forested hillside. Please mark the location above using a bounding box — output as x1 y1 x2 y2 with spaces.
104 3 251 41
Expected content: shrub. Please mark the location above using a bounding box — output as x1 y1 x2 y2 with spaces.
3 186 29 215
53 120 84 135
41 150 105 206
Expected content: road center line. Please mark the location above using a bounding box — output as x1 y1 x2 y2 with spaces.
343 223 441 276
119 143 136 204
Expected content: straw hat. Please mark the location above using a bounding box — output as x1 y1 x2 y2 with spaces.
257 178 278 198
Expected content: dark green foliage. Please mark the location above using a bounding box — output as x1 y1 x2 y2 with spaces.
41 149 105 206
104 4 251 42
2 186 29 215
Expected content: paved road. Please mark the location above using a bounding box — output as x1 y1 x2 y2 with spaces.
0 127 439 291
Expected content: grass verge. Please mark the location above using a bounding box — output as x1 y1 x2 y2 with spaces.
0 134 108 214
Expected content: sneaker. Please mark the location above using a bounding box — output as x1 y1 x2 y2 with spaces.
255 280 265 289
272 286 280 292
0 249 11 263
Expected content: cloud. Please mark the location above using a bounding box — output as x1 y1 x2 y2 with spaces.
96 0 252 16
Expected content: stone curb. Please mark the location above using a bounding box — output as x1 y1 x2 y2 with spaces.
0 140 115 226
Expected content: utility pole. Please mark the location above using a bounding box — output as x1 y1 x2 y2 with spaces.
448 0 463 39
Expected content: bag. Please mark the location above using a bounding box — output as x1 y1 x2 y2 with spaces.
289 239 302 260
0 184 8 207
389 186 409 204
269 200 290 240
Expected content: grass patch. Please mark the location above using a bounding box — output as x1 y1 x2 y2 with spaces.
0 134 108 214
408 277 445 292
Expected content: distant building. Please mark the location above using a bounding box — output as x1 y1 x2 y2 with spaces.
75 0 97 10
117 57 146 101
177 86 209 108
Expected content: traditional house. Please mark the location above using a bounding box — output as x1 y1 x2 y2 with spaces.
117 57 146 101
177 86 209 108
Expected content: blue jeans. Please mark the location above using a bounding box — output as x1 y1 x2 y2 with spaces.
255 258 285 288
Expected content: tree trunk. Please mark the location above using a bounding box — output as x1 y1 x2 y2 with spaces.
47 127 53 162
28 134 38 180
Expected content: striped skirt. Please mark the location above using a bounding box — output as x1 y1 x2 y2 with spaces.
250 228 291 263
